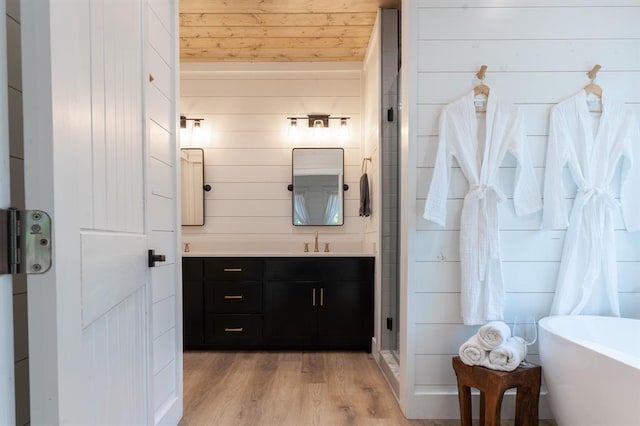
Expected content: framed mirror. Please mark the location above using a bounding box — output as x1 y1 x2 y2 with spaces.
181 148 205 226
292 148 344 226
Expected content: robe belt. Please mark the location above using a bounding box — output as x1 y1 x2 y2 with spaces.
579 187 618 209
466 184 506 281
577 187 618 286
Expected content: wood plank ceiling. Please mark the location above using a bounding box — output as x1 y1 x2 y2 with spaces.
179 0 400 62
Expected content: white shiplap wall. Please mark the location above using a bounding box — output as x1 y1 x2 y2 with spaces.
180 62 365 251
401 0 640 419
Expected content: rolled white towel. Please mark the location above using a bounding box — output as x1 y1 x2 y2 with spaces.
477 321 511 350
458 334 489 366
487 336 527 371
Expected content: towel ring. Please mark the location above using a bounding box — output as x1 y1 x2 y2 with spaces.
362 157 371 174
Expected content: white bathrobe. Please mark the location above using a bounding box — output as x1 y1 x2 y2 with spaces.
543 90 640 316
424 91 542 325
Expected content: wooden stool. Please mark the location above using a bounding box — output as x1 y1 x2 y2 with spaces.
452 356 541 426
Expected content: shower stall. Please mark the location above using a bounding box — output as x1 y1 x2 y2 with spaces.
377 8 401 395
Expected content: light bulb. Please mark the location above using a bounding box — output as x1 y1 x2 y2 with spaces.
313 119 325 140
338 118 350 141
288 118 300 142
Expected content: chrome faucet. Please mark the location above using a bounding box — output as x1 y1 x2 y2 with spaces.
314 231 319 252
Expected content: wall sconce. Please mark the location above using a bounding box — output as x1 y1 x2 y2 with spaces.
180 115 204 129
180 115 208 146
286 114 351 142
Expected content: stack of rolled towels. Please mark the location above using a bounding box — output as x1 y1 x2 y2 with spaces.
458 321 526 372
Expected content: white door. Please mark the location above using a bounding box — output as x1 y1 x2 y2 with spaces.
20 1 182 424
0 1 16 423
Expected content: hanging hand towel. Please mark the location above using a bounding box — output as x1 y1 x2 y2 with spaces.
359 173 371 217
477 321 511 350
487 337 526 371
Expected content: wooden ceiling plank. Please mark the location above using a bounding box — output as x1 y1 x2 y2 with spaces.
179 0 392 14
179 13 377 27
180 26 372 39
181 58 365 63
180 26 374 39
181 57 365 62
181 37 371 49
180 46 367 61
183 58 365 63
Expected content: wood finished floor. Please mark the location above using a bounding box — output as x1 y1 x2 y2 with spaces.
181 351 556 426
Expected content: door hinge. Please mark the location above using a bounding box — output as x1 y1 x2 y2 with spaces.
1 208 52 275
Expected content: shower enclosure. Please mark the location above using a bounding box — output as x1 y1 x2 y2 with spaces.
381 72 400 361
378 9 401 389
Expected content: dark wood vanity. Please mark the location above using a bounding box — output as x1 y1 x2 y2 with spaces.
182 256 374 352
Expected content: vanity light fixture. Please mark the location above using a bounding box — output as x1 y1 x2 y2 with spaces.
180 115 204 129
286 114 350 128
180 115 208 146
286 114 351 142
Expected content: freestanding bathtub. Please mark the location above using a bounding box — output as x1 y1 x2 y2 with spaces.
538 315 640 426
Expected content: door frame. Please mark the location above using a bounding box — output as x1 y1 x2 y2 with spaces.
0 0 16 422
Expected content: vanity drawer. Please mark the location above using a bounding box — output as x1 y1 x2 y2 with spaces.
207 282 262 313
205 314 262 347
204 258 263 281
264 258 320 281
320 257 375 281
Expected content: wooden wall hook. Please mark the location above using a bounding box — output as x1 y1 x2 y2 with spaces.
476 65 488 81
587 64 601 81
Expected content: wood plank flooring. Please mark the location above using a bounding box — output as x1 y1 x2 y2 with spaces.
181 351 556 426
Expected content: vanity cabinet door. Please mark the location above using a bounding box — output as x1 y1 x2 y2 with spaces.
317 280 373 350
318 257 374 350
263 257 374 351
263 280 318 347
182 258 205 349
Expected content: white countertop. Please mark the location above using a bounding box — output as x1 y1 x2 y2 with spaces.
180 241 376 258
182 251 374 258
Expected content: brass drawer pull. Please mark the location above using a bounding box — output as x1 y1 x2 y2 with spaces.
320 288 324 306
224 295 243 299
312 288 316 306
224 327 244 332
223 268 242 272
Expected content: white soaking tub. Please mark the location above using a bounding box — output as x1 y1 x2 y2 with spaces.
538 315 640 426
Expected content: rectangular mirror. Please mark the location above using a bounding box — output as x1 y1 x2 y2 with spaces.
181 148 205 226
292 148 344 226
